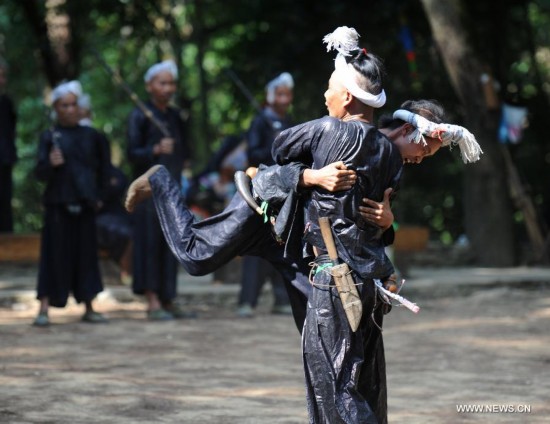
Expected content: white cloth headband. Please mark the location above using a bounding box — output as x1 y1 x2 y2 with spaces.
78 93 91 110
51 80 82 104
323 26 386 108
334 55 386 108
393 109 483 163
144 60 178 83
266 72 294 104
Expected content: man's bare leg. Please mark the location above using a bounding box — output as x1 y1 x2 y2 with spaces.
125 165 163 213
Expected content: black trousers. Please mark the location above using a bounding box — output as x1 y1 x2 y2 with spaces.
37 205 103 307
0 165 13 232
131 197 178 303
149 166 310 330
303 255 387 424
238 256 290 307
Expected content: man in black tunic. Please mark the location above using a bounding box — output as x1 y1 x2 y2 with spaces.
34 81 110 326
0 58 17 233
127 60 192 320
280 27 480 423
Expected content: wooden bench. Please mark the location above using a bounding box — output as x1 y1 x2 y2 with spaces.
0 233 109 263
393 225 430 253
392 225 430 277
0 233 41 262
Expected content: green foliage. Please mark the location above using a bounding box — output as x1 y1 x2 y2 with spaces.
1 0 549 243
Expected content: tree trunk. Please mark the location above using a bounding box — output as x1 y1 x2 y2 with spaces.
21 0 79 87
190 0 211 160
420 0 516 265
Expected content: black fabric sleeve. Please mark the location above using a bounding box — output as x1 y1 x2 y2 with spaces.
127 109 155 167
246 114 271 167
34 131 54 181
96 130 112 203
271 118 327 167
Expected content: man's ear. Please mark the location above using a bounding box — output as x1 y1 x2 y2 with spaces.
343 89 353 106
401 123 414 136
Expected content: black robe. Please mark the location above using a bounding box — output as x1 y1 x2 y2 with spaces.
247 106 293 167
126 101 190 301
35 124 110 307
272 116 403 424
0 93 17 232
96 165 132 262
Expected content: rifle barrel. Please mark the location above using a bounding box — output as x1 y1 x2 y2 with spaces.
91 48 171 138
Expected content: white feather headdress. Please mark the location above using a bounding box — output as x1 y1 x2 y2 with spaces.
323 26 360 56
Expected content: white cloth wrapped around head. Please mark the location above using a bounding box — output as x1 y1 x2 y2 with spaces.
51 80 82 104
144 59 178 83
78 93 91 110
393 109 483 163
265 72 294 105
323 26 386 108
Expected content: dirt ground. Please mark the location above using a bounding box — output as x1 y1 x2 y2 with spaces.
0 271 549 423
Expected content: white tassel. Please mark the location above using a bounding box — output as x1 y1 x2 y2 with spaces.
323 26 360 57
408 129 428 146
440 125 483 163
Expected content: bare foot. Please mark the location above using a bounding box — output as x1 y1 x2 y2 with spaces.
125 165 162 213
245 167 258 179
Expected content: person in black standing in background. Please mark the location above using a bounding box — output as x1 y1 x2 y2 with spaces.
236 72 294 318
33 81 110 326
0 58 17 233
127 60 193 321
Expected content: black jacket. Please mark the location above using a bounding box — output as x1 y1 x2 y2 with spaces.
35 125 110 206
0 94 17 166
272 116 403 279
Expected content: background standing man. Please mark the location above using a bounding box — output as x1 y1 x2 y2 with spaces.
126 60 193 320
237 72 295 317
34 80 110 326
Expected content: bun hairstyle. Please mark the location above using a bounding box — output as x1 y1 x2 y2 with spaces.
346 48 385 96
323 26 386 108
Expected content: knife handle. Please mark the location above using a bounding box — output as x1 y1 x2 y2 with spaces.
319 217 339 262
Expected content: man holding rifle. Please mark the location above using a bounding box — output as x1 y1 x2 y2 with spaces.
126 60 193 321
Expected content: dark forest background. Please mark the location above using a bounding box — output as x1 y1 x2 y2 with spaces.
1 0 549 266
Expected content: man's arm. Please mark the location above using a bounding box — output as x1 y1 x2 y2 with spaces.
247 161 357 194
300 161 357 192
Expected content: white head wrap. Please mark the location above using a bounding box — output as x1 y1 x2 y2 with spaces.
265 72 294 105
78 93 91 110
144 60 178 83
323 26 386 108
393 109 483 163
51 80 82 104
